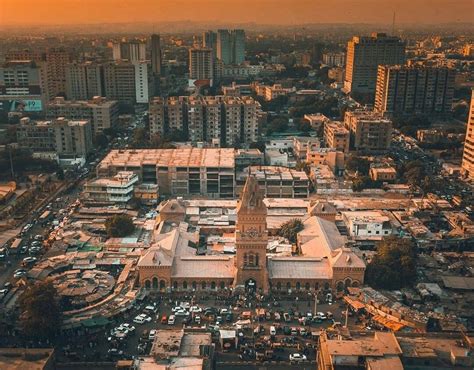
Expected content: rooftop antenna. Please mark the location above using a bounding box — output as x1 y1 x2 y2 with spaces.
391 11 396 36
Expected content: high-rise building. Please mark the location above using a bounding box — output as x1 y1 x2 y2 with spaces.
322 52 346 67
203 31 218 58
344 110 392 151
65 62 103 100
461 92 474 180
103 61 152 104
189 48 214 81
149 95 260 145
45 48 71 98
46 96 119 134
375 65 455 117
217 29 245 65
17 116 93 158
345 33 405 94
112 40 146 62
0 60 48 113
150 34 162 76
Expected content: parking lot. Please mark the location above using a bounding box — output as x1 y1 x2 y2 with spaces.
53 290 361 367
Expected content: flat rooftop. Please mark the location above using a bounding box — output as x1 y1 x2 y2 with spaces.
0 348 54 370
98 148 235 169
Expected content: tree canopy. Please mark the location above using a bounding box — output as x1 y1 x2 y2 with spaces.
18 281 62 341
277 218 304 244
365 236 417 290
105 214 135 237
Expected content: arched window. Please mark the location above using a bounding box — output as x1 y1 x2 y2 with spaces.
220 281 225 289
192 281 197 290
305 282 310 290
243 253 248 266
144 280 151 289
277 282 281 290
286 282 291 290
336 281 344 291
211 281 216 290
255 253 259 266
324 282 330 290
183 281 188 289
173 281 178 290
152 277 158 289
315 282 319 290
344 278 352 288
296 282 301 290
201 281 206 290
160 280 166 290
352 281 360 287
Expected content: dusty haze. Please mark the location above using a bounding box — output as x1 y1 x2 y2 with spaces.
1 0 472 26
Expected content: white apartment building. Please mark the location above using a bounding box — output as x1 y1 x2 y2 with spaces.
342 211 393 239
83 171 139 205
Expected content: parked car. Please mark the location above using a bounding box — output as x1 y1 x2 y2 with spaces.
289 353 307 363
168 315 176 325
160 315 167 324
149 329 157 340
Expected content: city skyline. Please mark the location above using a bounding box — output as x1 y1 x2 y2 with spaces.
1 0 473 26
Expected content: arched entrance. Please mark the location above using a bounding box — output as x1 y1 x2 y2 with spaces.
245 278 257 293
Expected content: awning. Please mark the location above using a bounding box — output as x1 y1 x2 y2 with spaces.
81 317 111 328
372 315 405 331
344 296 365 311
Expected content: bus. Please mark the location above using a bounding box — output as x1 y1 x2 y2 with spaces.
9 238 22 252
39 210 52 225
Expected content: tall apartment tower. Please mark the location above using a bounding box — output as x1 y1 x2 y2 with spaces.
45 48 71 98
112 41 146 62
345 33 405 94
65 62 103 100
189 48 214 80
461 92 474 180
150 34 162 76
203 31 218 58
375 65 455 117
234 175 269 294
344 110 392 151
217 29 245 65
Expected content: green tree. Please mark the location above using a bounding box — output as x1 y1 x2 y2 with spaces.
93 132 109 148
278 218 304 244
346 156 371 175
105 214 135 237
365 236 417 290
18 281 62 341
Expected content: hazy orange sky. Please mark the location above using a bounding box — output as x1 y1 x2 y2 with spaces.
1 0 472 26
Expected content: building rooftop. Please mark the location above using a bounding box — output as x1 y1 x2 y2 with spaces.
98 148 235 169
0 348 55 370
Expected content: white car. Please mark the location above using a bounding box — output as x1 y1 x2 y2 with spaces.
174 309 189 317
189 306 202 313
133 315 146 324
316 312 327 320
171 306 183 313
220 308 230 315
180 302 191 309
149 329 157 340
121 323 136 333
168 315 176 325
289 353 307 363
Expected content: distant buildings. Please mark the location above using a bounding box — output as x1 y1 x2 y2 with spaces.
149 95 260 146
112 40 146 62
150 34 162 76
461 92 474 180
202 30 218 58
254 83 294 101
17 117 93 159
97 148 236 198
217 29 245 65
46 96 119 135
345 33 405 94
344 110 392 151
342 210 393 239
189 48 214 81
375 65 455 116
304 113 330 131
322 52 346 67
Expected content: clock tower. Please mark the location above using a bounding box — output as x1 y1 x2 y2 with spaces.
234 174 269 294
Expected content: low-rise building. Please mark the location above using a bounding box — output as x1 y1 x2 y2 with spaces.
369 166 397 182
235 149 264 170
293 136 321 160
342 210 393 239
97 148 235 198
304 113 330 130
83 171 139 205
324 121 350 153
236 166 310 198
306 148 345 175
